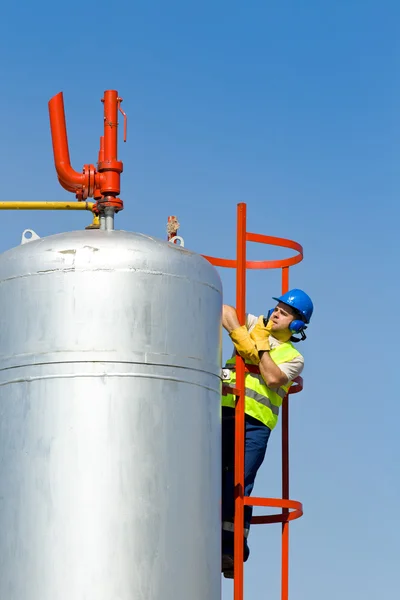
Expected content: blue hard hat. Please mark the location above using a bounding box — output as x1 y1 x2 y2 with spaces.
272 289 314 324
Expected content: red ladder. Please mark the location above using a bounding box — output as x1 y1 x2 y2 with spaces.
203 202 304 600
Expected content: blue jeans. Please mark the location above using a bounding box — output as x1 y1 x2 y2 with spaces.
221 407 271 561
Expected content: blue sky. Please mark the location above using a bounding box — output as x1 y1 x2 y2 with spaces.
1 1 399 598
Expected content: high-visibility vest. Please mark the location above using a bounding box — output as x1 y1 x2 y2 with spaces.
221 342 303 430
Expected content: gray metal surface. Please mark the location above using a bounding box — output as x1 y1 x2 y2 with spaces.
0 229 222 600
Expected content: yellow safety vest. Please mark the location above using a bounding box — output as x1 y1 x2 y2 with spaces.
221 342 302 430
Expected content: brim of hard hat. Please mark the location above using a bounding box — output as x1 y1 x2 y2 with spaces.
272 297 309 324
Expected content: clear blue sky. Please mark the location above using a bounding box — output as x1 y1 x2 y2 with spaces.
1 1 399 598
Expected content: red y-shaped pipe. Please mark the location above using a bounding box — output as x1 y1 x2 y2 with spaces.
48 90 125 207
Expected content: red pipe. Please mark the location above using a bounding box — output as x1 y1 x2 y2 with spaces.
48 92 86 192
103 90 118 161
58 177 78 194
98 90 123 196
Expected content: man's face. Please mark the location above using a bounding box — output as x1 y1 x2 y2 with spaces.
269 302 298 331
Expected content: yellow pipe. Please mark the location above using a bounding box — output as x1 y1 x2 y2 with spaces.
0 201 94 211
85 214 100 230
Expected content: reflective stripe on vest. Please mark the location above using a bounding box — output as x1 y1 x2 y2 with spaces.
221 342 302 430
222 520 249 538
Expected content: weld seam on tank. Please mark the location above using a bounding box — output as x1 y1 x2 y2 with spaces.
0 357 222 376
0 271 222 292
0 360 221 374
0 372 221 393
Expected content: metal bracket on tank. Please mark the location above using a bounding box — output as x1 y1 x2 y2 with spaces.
21 229 41 245
168 235 185 247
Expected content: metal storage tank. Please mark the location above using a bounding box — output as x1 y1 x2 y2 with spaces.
0 228 222 600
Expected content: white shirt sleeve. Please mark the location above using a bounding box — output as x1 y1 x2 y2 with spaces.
245 313 259 331
278 356 304 382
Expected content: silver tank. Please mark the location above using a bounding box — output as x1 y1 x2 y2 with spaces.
0 229 222 600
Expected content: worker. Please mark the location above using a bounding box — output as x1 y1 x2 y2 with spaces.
220 289 313 579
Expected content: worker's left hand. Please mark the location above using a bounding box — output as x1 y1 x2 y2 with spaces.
249 316 273 352
251 315 294 345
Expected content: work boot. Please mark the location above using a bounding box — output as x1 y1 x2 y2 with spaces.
223 569 234 579
222 554 234 579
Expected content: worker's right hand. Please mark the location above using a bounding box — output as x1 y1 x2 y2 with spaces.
229 326 260 364
250 316 272 352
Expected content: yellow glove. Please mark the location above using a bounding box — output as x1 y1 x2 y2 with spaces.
250 315 293 347
249 316 273 352
229 326 260 364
